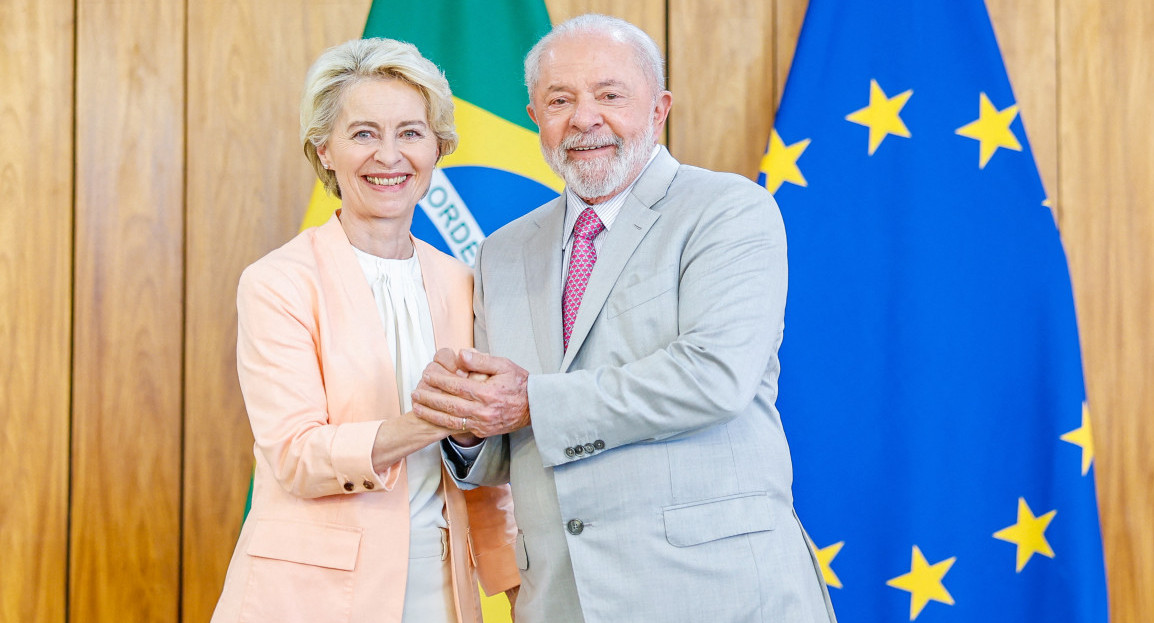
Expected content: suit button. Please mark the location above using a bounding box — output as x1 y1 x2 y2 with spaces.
583 443 595 454
593 439 605 450
566 519 584 535
573 445 584 455
565 447 576 457
343 481 355 492
362 480 374 490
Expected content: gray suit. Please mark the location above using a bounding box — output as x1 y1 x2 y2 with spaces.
460 148 835 622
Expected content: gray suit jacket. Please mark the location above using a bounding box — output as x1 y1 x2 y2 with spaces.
459 148 835 623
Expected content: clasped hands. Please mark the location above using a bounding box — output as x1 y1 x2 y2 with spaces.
411 348 531 445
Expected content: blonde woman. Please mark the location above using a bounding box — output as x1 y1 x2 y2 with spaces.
212 38 518 623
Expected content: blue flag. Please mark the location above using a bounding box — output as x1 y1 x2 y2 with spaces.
761 1 1109 620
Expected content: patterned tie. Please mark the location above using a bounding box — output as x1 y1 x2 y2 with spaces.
562 207 605 350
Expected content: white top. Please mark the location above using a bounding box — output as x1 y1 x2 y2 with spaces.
354 245 452 621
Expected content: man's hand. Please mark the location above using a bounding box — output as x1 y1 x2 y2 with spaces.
412 348 531 438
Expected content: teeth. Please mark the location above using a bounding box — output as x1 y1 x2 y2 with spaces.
573 146 604 151
366 174 408 186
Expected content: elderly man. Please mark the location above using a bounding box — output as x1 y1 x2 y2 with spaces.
412 13 836 623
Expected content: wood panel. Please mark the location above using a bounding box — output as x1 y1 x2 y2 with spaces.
70 0 185 620
0 0 74 621
1058 1 1154 621
667 0 773 178
181 1 371 619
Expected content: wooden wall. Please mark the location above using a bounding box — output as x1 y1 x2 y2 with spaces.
0 0 1149 621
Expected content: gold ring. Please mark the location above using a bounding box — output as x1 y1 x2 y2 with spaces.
459 417 467 431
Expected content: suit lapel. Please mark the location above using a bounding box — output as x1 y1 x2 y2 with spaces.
413 238 452 350
315 213 401 416
560 148 679 371
523 198 566 373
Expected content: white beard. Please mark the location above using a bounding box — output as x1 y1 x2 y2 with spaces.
542 113 656 201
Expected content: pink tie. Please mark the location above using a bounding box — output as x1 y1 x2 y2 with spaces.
562 207 605 350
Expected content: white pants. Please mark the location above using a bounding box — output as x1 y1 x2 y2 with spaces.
401 528 454 623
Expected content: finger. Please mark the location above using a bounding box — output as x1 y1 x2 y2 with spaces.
411 384 482 420
411 396 462 430
420 366 483 400
458 349 517 376
432 348 461 374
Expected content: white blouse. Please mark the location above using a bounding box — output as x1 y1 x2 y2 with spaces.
354 245 452 622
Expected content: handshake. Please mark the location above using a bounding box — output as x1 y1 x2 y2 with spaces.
411 348 532 444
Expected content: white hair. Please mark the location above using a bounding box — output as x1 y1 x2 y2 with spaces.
523 14 665 96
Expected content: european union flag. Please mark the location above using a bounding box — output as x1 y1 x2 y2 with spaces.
761 1 1110 620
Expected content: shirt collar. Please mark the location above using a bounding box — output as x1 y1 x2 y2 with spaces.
563 145 661 238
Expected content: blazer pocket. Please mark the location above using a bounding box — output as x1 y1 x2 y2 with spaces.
607 268 677 318
663 492 775 547
514 531 529 571
247 518 363 570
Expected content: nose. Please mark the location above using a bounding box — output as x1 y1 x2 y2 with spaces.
569 97 603 133
374 136 403 166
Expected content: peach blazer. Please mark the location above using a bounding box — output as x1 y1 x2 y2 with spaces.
212 214 518 623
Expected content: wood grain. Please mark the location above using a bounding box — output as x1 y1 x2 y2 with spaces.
1058 1 1154 621
0 0 73 621
1 1 1151 621
667 0 774 178
181 1 371 619
70 0 185 620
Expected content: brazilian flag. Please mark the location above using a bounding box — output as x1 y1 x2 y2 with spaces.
300 0 561 263
763 0 1109 621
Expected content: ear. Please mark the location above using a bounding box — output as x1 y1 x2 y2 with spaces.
526 103 539 126
651 90 673 134
316 143 329 169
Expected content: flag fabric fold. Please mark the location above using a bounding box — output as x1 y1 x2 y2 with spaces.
762 1 1109 620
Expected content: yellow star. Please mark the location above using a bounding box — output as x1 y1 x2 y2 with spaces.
886 545 956 620
993 497 1057 572
845 79 913 155
955 92 1022 168
759 129 810 194
1060 402 1095 475
815 541 844 588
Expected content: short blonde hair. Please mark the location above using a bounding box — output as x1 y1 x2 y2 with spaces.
300 38 458 198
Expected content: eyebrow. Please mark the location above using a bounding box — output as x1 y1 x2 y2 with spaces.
343 119 429 130
543 78 630 94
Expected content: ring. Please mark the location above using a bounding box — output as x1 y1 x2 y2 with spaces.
459 417 467 431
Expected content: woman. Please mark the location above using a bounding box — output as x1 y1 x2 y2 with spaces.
212 38 518 623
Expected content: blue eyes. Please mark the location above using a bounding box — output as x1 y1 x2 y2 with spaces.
350 129 424 141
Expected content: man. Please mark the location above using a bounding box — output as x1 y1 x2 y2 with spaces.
412 14 836 623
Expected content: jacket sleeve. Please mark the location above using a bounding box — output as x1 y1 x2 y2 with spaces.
237 261 402 498
527 181 788 467
463 483 519 595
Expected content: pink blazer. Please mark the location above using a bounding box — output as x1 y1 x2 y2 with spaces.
212 214 517 623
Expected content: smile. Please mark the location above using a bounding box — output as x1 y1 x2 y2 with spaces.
365 174 409 186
